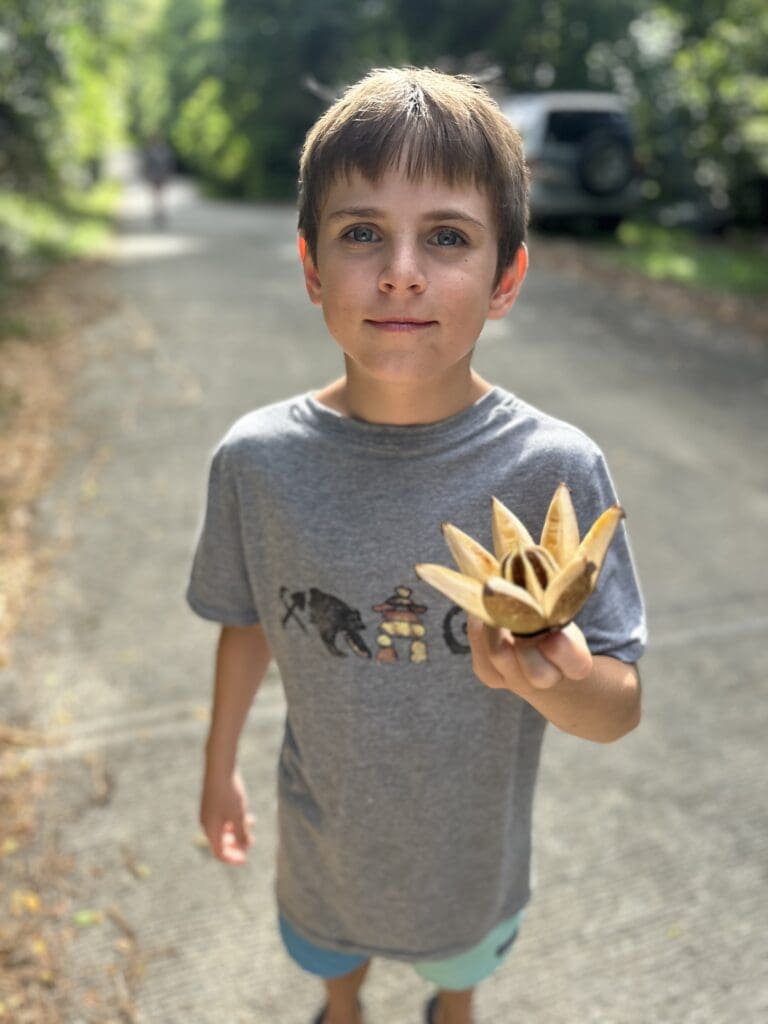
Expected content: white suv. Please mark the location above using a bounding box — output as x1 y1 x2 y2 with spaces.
500 91 641 232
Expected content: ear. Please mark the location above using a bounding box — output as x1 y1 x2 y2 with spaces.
299 234 322 306
487 243 528 320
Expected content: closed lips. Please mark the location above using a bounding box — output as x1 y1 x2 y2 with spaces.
366 319 436 330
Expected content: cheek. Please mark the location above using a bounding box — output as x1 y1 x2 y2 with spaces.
324 288 356 324
318 280 358 337
446 275 493 324
447 257 495 298
323 261 364 300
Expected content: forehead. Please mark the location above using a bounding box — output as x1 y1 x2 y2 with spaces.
319 166 494 224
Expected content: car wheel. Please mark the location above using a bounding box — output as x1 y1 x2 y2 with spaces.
577 131 634 197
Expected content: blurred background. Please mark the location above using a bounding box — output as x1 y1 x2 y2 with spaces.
1 3 767 1023
2 0 768 275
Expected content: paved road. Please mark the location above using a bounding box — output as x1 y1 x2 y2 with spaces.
4 174 767 1024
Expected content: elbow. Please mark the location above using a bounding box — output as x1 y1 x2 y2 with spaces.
628 690 642 734
561 702 640 744
600 701 641 743
598 669 642 743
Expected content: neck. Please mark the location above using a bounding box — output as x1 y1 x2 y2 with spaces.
315 364 492 426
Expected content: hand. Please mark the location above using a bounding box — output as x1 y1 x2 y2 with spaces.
468 618 593 693
199 768 255 865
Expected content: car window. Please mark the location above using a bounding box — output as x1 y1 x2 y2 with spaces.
545 111 630 143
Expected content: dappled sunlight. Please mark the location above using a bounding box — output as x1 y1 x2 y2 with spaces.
645 251 697 282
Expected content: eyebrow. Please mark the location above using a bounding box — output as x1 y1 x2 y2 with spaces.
326 206 488 230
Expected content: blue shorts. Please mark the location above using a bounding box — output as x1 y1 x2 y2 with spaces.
278 911 523 991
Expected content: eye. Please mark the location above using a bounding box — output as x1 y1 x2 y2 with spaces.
431 228 466 247
344 225 380 243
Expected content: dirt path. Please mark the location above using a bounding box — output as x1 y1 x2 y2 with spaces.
0 260 120 1022
0 262 117 665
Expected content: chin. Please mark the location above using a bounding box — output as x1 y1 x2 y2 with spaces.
362 365 439 387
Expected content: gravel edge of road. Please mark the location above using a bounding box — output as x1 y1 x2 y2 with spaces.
529 233 768 342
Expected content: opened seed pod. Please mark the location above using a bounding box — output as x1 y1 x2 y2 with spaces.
415 483 624 637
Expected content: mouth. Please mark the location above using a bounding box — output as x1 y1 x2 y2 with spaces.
365 318 437 332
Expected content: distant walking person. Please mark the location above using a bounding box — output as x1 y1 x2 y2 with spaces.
141 134 174 227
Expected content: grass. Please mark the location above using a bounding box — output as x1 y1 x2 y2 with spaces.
595 221 768 297
0 182 120 282
0 181 120 343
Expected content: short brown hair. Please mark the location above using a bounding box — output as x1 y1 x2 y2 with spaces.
298 67 529 285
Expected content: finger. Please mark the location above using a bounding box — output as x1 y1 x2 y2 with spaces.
484 626 524 677
466 614 487 648
538 624 592 680
484 623 505 654
220 824 249 865
467 617 506 689
515 642 562 690
220 843 248 865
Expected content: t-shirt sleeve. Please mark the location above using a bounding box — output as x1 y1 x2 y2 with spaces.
573 449 647 664
186 443 260 626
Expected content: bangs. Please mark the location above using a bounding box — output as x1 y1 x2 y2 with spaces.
324 93 496 194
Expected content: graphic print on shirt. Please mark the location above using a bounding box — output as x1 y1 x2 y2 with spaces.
279 588 308 633
442 604 471 655
371 586 429 664
279 585 371 658
278 587 471 661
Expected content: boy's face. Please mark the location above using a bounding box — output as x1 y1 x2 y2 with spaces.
301 166 525 394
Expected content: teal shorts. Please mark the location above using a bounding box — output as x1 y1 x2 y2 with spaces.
278 911 523 991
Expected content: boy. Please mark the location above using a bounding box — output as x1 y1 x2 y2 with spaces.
188 67 645 1024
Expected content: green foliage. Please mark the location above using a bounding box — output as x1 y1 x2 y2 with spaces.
0 0 142 285
0 183 119 279
598 221 768 294
54 15 131 181
157 0 762 213
116 0 173 139
0 0 69 191
592 2 768 222
1 0 132 196
173 77 251 189
387 0 644 91
209 0 409 197
4 0 766 227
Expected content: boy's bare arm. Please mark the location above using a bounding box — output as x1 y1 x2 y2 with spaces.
200 623 272 864
468 618 640 743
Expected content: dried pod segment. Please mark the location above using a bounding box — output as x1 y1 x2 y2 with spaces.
415 484 624 636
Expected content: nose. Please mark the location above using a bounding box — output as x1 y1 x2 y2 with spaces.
378 240 426 294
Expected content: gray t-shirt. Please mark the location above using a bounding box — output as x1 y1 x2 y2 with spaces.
187 386 646 960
